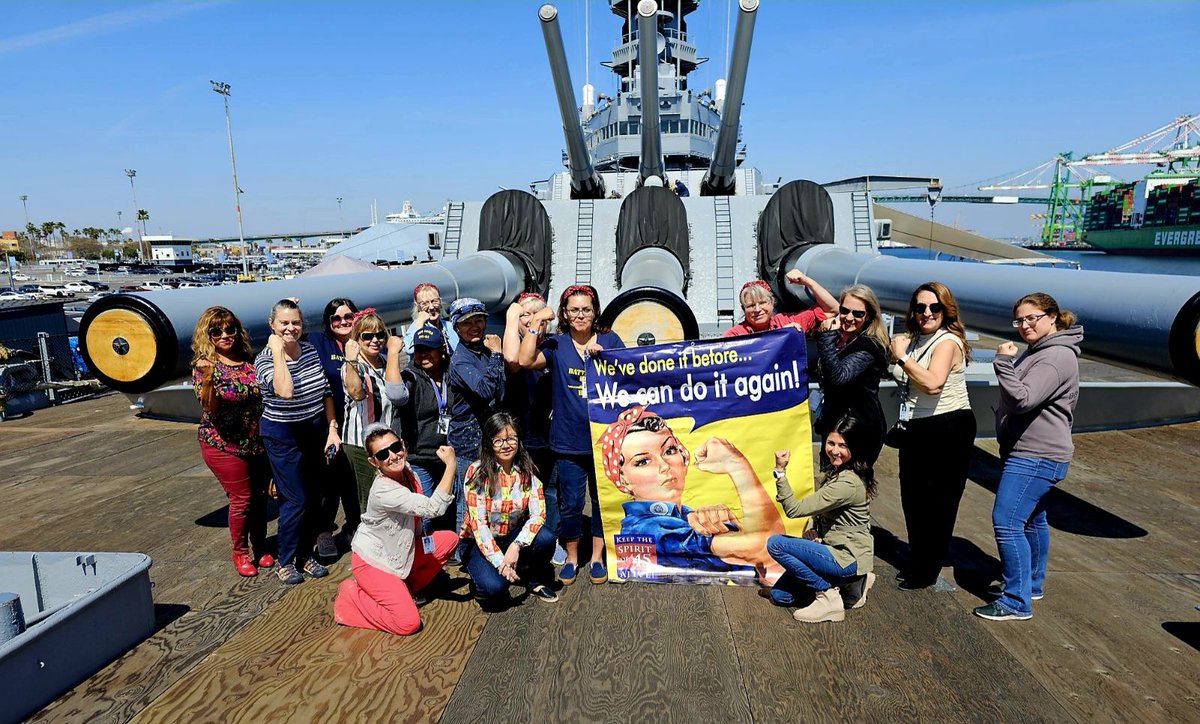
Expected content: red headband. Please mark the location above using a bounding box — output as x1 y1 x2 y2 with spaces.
351 306 377 322
413 282 439 297
561 284 597 304
517 291 545 303
741 279 772 295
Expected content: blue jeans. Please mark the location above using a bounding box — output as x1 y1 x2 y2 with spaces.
992 455 1069 615
556 453 602 541
530 447 560 539
766 534 858 603
409 460 450 534
465 527 557 601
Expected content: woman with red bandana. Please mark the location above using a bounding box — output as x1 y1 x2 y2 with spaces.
596 405 784 578
518 284 625 585
723 271 839 337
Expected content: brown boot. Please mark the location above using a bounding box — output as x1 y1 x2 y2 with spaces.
793 587 845 623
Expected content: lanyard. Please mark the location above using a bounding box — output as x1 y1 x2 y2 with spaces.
430 375 447 415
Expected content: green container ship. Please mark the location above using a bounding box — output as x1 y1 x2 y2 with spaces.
1085 172 1200 255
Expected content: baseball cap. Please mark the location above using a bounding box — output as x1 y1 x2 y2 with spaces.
412 324 445 350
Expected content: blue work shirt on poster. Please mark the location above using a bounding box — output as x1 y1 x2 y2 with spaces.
620 501 753 573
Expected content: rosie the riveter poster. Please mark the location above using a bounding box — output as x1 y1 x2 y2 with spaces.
587 328 813 585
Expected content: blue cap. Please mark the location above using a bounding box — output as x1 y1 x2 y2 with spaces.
412 324 445 350
448 297 487 325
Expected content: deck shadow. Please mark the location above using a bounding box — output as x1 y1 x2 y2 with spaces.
1162 622 1200 653
194 499 281 528
152 603 190 634
947 536 1002 601
968 448 1147 539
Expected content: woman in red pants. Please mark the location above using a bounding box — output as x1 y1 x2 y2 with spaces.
191 306 274 576
334 425 458 635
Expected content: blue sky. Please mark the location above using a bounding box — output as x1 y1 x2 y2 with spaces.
2 0 1197 240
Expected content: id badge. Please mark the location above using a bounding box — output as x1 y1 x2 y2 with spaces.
437 414 450 435
899 402 914 422
421 535 435 554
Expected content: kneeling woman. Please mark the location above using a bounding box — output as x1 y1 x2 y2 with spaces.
766 415 876 623
334 425 458 635
462 413 558 607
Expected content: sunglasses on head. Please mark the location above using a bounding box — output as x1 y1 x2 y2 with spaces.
208 324 238 337
370 440 405 461
358 331 386 342
913 302 944 315
838 306 867 320
330 313 355 324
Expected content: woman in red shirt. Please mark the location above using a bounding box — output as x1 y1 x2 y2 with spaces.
723 271 838 337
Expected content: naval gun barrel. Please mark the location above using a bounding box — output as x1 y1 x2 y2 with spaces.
789 245 1200 387
539 5 604 200
80 252 526 394
702 0 759 196
636 0 665 185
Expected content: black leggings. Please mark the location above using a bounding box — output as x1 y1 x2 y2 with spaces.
898 408 976 583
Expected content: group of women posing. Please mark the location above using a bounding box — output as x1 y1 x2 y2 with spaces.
190 270 1081 632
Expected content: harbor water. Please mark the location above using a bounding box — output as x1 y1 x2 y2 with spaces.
884 247 1200 278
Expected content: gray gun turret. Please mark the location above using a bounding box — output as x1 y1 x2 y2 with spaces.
702 0 758 196
539 5 605 199
636 1 665 185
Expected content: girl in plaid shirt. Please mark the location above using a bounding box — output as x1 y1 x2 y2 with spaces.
463 413 559 606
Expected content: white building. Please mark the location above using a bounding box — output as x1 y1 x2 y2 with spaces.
145 235 195 268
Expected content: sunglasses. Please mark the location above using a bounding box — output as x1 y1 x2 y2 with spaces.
330 313 355 324
208 324 238 338
358 331 387 342
838 306 867 320
370 440 405 461
913 302 944 315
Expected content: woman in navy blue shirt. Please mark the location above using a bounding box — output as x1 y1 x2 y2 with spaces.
518 284 624 585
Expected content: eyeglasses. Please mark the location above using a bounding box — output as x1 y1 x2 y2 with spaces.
1012 312 1049 328
913 302 944 315
208 324 238 338
358 331 387 342
329 314 355 324
492 436 519 448
839 306 867 320
370 440 405 461
565 307 594 318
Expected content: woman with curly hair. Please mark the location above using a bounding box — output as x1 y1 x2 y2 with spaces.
889 281 976 590
191 306 272 577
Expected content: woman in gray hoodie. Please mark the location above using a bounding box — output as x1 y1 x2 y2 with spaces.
975 292 1082 622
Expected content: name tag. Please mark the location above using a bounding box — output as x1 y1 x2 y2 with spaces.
437 414 450 435
421 535 435 554
899 402 914 422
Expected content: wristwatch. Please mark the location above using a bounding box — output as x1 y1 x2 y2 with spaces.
897 353 910 366
772 468 787 480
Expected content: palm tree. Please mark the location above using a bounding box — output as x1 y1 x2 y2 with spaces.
136 210 149 236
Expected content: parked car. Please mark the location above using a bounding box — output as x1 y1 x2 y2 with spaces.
0 290 29 300
64 281 94 294
65 269 87 277
87 291 115 303
12 272 32 282
83 280 110 290
118 284 150 293
140 281 170 291
37 284 72 298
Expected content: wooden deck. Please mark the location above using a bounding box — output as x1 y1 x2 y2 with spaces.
2 392 1198 722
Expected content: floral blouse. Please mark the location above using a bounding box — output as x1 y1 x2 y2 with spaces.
193 360 265 456
461 462 545 569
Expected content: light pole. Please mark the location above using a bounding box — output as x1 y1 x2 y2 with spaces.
19 194 34 259
125 169 144 262
211 80 250 278
336 196 345 237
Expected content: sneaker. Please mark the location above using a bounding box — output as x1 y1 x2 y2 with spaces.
529 584 559 603
302 559 329 578
973 602 1032 621
316 532 337 559
559 562 578 585
232 553 258 577
588 561 608 584
256 552 276 569
552 543 568 566
276 564 304 585
1032 592 1044 601
413 593 430 607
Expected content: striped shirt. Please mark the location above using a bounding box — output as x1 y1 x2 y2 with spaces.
255 341 331 423
461 462 545 569
342 357 409 447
